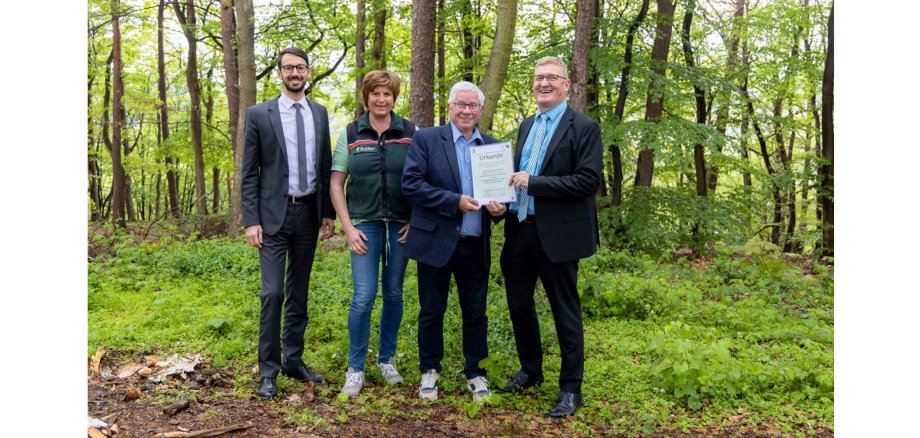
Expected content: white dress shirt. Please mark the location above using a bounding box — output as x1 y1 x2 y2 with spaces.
278 93 317 196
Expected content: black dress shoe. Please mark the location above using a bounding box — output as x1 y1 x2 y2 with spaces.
496 370 544 394
548 391 582 418
281 364 325 382
256 377 277 399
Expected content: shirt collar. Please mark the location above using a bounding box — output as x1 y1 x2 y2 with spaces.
449 122 482 144
278 93 308 110
536 100 568 122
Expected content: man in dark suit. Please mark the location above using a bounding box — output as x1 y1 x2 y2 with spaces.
496 56 603 418
401 81 506 404
241 47 335 399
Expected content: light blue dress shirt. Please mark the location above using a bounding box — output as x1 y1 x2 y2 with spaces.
510 101 567 216
450 122 484 237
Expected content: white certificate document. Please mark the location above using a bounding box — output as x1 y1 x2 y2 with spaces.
470 141 516 204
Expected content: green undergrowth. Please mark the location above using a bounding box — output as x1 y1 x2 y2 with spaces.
88 228 833 436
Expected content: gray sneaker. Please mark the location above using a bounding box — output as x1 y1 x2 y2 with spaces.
377 358 404 385
419 369 439 400
340 367 365 397
467 375 491 403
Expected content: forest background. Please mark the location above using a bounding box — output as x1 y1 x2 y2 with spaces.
0 0 916 436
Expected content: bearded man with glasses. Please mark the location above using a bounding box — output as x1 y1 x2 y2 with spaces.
496 56 603 418
241 46 336 399
401 81 507 404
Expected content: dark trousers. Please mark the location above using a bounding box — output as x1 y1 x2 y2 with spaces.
416 237 489 379
258 201 320 378
500 220 584 393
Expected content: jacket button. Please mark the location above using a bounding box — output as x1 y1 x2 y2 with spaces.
456 226 461 232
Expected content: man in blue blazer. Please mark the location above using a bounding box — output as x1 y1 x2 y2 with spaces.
241 47 335 399
497 56 603 418
402 81 506 403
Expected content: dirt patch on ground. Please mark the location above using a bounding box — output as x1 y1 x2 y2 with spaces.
88 353 833 437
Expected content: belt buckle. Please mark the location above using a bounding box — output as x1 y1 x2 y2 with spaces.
290 195 300 204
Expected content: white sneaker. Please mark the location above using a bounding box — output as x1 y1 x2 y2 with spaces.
377 358 404 385
467 375 491 403
341 367 365 397
419 369 439 400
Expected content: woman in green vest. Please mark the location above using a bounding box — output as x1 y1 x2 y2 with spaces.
330 70 416 397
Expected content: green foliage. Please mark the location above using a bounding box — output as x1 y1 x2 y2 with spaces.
600 186 756 253
648 321 755 410
88 225 833 434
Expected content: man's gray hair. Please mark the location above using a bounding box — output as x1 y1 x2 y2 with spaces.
535 56 568 74
448 81 486 106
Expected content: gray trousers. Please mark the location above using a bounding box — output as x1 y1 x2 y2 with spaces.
258 200 320 378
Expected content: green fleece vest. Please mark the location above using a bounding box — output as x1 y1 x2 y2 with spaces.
345 112 415 221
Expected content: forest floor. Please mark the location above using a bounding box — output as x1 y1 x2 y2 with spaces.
87 353 833 437
89 219 834 437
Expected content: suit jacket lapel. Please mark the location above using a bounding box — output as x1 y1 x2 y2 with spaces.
440 124 462 191
539 106 573 174
308 99 324 175
515 117 535 172
266 97 288 164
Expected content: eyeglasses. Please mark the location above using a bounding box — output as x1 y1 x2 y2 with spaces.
281 64 308 74
450 102 482 111
533 74 567 83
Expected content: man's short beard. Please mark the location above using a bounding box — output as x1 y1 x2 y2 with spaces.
284 80 306 93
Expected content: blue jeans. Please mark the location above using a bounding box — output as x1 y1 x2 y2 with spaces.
348 220 409 371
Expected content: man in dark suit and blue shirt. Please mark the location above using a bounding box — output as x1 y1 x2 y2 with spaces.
241 47 335 399
401 81 507 404
497 56 603 418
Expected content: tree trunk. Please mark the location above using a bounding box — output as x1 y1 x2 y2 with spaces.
680 1 707 197
371 2 387 69
173 0 208 215
635 0 676 187
212 167 221 213
589 0 606 197
88 54 102 221
746 93 782 246
739 43 752 187
437 0 446 126
568 0 595 113
235 0 256 232
708 0 745 192
110 0 126 227
610 0 650 205
478 0 517 132
410 0 436 128
818 3 833 256
158 0 181 219
122 104 141 222
355 0 366 117
458 0 478 82
221 0 242 233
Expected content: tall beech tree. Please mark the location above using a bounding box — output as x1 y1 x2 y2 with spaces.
680 0 708 197
819 2 833 255
568 0 595 113
355 0 366 117
173 0 208 215
635 0 676 187
110 0 126 227
220 0 242 235
610 0 651 206
478 0 517 132
158 0 181 218
410 0 436 128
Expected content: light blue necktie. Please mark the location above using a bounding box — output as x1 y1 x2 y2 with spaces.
518 113 547 222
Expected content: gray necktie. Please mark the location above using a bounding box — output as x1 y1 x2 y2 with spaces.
293 102 308 192
518 113 547 222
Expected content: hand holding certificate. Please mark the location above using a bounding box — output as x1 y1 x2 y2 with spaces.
470 142 516 204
